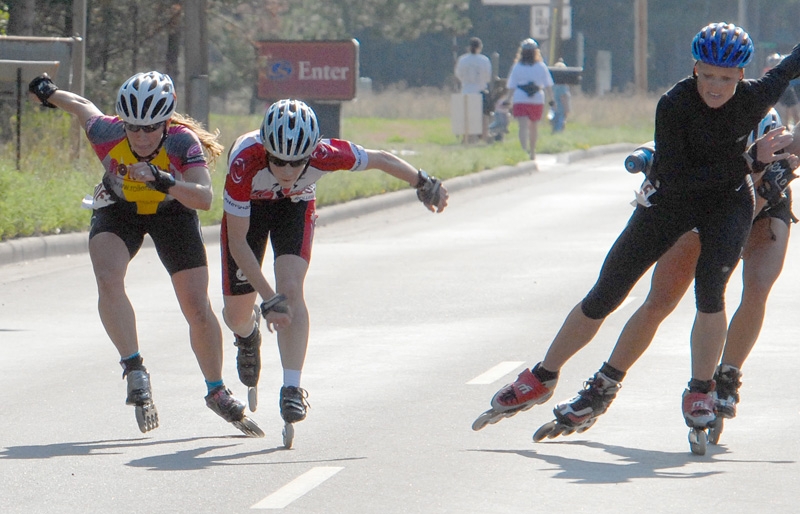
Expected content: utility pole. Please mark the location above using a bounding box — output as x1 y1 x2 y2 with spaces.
634 0 648 94
71 0 86 158
183 0 209 128
549 0 564 64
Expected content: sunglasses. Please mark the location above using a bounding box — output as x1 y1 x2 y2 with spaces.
124 121 165 133
268 155 309 168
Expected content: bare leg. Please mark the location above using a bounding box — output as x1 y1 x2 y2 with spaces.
690 311 727 381
274 254 310 373
607 232 699 371
528 119 540 158
516 116 529 152
722 217 789 368
541 303 604 371
89 233 138 358
172 266 224 382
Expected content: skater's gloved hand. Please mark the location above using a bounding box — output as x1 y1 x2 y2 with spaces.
128 163 176 194
261 294 291 333
756 158 798 206
746 127 793 173
415 169 448 213
28 73 58 108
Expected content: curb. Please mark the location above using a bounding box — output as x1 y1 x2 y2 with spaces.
0 143 635 267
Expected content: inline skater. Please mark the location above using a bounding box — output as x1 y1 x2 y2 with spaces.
28 71 263 437
220 99 448 447
537 112 798 447
475 22 800 451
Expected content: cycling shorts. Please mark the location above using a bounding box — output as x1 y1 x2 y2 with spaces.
221 198 316 296
89 201 207 275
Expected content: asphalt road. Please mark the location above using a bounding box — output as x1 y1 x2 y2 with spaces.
2 151 799 513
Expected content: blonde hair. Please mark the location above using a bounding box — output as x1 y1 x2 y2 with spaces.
170 112 224 164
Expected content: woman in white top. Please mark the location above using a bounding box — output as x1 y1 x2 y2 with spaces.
506 38 555 160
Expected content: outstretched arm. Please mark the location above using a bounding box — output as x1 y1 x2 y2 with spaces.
28 74 102 126
364 149 449 212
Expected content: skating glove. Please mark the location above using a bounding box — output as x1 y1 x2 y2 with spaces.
261 294 289 316
415 169 444 211
144 164 176 194
757 159 797 206
28 73 58 108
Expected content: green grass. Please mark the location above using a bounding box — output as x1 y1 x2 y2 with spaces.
0 91 656 241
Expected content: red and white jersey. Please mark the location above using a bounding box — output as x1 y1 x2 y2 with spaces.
223 130 369 217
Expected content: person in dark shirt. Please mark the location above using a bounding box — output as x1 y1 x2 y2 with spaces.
473 22 800 442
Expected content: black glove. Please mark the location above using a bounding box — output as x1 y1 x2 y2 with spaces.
757 159 797 205
415 169 443 210
261 294 289 317
29 73 58 108
144 164 176 194
517 82 540 97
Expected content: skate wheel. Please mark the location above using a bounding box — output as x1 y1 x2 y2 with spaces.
688 428 707 456
533 420 558 443
576 417 598 434
248 386 258 412
708 417 723 445
472 410 499 431
283 422 295 449
233 416 265 438
135 402 159 433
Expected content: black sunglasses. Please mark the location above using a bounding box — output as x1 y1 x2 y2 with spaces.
124 121 165 133
268 155 309 168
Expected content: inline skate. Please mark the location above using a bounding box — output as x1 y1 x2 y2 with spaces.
683 389 716 455
234 306 262 412
708 365 742 444
472 365 557 431
533 371 621 442
124 368 159 433
205 385 265 437
279 386 310 449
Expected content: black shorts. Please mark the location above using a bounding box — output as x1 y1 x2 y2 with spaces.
89 201 207 275
221 198 316 296
755 188 797 225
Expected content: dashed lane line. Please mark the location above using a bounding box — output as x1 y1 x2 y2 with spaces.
251 466 344 510
467 361 525 385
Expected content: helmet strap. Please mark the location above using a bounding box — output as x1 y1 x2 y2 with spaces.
130 124 168 162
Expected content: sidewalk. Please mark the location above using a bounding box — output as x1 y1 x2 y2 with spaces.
0 144 634 267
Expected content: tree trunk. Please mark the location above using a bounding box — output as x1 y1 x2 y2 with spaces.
6 0 36 35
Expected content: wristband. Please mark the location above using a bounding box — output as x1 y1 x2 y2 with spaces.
145 164 176 194
415 169 430 189
745 144 767 173
261 294 289 317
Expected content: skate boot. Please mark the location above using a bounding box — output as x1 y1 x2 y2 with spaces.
205 385 265 437
122 364 159 433
234 306 262 412
472 364 557 431
533 371 621 442
713 365 742 419
683 388 716 455
279 386 310 449
708 365 742 445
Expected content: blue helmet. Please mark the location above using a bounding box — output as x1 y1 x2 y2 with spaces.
691 22 753 68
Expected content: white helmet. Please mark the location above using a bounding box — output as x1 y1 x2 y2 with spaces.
747 108 782 147
766 53 783 69
260 99 320 160
116 72 176 125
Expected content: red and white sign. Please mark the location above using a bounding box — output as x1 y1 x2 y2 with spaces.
256 40 359 101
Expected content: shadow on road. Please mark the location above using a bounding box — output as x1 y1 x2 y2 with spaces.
469 439 795 483
0 436 366 471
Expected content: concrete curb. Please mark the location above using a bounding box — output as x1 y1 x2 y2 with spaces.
0 143 635 267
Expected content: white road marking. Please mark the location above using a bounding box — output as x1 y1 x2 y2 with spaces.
467 361 525 385
251 466 344 510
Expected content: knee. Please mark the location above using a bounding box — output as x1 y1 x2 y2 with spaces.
580 296 611 320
